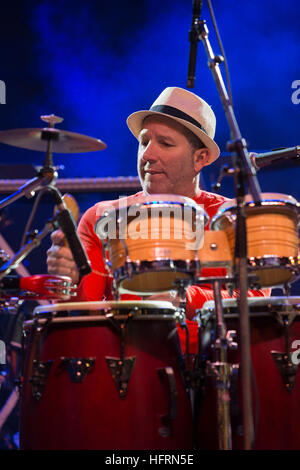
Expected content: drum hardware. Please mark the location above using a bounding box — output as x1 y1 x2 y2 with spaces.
193 230 234 292
100 216 120 300
26 315 54 401
173 278 194 323
60 357 95 383
111 280 120 300
0 115 62 212
247 256 300 289
29 360 53 401
195 275 253 450
270 352 298 392
270 313 299 392
0 219 56 281
105 313 136 399
171 278 201 392
105 357 136 399
211 164 235 193
208 277 236 450
157 366 178 438
282 283 292 297
7 179 82 294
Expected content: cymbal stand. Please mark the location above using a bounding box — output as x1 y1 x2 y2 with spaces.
0 116 63 278
191 16 262 449
0 115 63 210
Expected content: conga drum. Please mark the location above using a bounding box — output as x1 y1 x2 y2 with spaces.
196 296 300 450
20 301 194 450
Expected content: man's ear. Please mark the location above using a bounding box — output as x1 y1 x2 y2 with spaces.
193 148 210 173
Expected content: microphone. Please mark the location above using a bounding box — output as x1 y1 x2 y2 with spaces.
50 188 92 278
187 0 202 88
0 274 75 300
54 206 92 278
251 146 300 170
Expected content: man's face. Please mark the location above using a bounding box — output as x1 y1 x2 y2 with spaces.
137 116 207 197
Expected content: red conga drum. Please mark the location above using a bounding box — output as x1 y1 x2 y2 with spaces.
20 300 194 450
196 296 300 450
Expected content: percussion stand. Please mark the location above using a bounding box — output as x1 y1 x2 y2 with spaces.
0 219 56 280
190 17 263 449
0 118 59 212
0 116 91 280
0 123 61 280
196 275 238 450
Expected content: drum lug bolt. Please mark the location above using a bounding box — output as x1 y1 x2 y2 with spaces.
60 357 95 383
30 359 53 401
226 330 238 350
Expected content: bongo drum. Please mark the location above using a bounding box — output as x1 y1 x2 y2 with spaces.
210 193 300 287
95 195 207 294
19 301 194 450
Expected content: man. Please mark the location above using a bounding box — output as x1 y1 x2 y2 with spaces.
47 87 268 353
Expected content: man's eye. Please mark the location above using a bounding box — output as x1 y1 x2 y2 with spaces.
161 141 174 147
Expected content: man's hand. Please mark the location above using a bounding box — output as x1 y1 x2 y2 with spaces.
47 229 80 284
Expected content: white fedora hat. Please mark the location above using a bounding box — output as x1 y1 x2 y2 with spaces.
127 86 220 165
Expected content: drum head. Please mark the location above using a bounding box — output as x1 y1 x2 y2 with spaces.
199 296 300 320
95 194 208 240
32 300 178 319
210 192 299 230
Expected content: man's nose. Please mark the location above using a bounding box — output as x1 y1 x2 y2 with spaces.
141 141 158 164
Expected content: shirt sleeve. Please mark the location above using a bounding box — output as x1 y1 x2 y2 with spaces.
185 283 271 321
76 205 113 301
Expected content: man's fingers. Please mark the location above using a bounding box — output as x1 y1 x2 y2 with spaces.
47 245 75 262
50 229 65 245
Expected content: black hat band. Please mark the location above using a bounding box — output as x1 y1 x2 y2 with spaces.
150 104 208 135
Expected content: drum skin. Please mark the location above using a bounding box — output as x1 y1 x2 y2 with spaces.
196 298 300 450
20 307 194 450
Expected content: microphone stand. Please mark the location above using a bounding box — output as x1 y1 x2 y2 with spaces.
0 126 58 211
0 219 55 280
190 19 262 450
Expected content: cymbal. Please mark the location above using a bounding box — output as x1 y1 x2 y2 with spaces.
0 127 107 153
